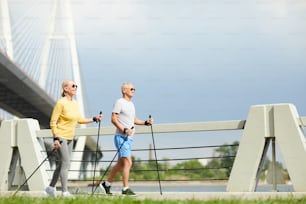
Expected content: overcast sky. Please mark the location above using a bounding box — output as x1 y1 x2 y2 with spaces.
4 0 306 166
68 1 306 165
70 1 306 123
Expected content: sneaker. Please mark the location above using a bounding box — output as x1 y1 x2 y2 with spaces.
100 181 112 195
122 188 136 196
45 186 56 197
62 191 74 198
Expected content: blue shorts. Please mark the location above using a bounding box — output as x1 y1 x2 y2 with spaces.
114 135 133 158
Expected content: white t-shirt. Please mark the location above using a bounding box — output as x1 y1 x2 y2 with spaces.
112 98 136 137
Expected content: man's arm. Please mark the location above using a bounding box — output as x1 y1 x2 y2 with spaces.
111 112 124 132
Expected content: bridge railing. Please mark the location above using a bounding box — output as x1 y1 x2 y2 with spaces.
35 104 306 192
1 103 306 192
37 120 245 176
37 120 246 138
39 121 245 183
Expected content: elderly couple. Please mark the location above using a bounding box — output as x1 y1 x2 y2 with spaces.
45 81 153 197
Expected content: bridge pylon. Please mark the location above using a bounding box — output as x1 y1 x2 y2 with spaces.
38 0 89 180
0 0 14 59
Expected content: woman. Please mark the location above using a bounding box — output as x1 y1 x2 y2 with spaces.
45 80 102 197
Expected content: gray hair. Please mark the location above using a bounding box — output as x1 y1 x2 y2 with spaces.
121 82 132 94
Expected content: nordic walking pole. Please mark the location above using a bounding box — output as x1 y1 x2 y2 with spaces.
149 115 162 195
12 147 58 197
92 126 134 195
92 111 102 195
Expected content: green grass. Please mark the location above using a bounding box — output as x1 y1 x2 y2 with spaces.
1 196 306 204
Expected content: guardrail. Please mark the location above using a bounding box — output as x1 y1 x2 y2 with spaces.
37 120 247 138
1 103 306 192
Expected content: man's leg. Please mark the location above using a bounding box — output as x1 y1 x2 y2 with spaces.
122 157 132 188
121 156 136 195
101 158 123 195
108 158 124 183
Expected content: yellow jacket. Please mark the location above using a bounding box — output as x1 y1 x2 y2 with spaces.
50 97 87 140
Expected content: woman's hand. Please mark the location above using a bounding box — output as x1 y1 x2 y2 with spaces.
93 113 103 123
53 139 61 149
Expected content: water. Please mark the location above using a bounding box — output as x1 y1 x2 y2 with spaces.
74 184 294 194
129 185 227 192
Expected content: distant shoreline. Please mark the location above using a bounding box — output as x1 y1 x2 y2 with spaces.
69 180 227 187
68 180 291 188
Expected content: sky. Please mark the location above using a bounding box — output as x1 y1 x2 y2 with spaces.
70 0 306 123
67 0 306 166
4 0 306 167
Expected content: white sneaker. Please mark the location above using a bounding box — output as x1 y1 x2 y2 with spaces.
62 191 74 198
45 186 56 197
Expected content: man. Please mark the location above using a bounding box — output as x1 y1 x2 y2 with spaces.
101 82 153 195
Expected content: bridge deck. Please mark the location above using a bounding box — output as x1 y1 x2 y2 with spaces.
0 50 54 128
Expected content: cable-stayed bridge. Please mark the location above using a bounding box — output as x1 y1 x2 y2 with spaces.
0 0 101 179
0 0 86 120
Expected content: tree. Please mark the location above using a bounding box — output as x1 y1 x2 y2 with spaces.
206 141 239 178
170 160 207 179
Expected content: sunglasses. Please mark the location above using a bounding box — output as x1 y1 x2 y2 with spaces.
72 84 78 88
130 88 136 91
